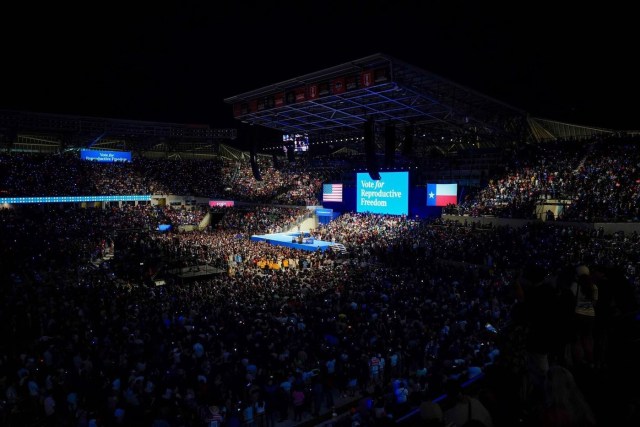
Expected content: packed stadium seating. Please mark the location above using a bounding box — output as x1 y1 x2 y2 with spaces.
1 137 639 427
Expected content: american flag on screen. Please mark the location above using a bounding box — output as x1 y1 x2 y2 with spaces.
323 183 343 202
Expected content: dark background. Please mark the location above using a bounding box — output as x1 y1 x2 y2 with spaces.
1 2 637 136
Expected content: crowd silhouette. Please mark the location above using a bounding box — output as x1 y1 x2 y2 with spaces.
1 138 640 427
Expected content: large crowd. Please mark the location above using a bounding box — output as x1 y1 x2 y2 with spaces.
1 141 640 427
0 153 337 206
452 137 640 222
2 136 638 222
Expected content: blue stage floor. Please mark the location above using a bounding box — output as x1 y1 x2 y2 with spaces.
250 232 334 252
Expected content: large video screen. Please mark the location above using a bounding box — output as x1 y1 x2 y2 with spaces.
283 133 309 153
356 171 409 215
81 149 131 162
426 183 458 206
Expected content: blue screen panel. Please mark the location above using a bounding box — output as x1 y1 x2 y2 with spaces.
81 149 131 162
356 171 409 215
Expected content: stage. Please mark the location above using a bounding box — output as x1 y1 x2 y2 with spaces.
250 232 335 252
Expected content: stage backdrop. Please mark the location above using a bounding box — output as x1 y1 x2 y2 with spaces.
356 171 409 216
321 172 451 219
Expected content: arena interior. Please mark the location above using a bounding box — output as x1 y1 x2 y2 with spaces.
1 53 639 427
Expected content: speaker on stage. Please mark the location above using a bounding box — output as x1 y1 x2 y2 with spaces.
385 123 396 168
364 117 380 180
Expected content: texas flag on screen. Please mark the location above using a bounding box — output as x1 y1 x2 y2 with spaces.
427 183 458 206
323 183 343 202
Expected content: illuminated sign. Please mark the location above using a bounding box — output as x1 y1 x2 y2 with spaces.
0 195 151 204
316 208 333 216
208 200 234 207
356 171 409 215
80 149 132 162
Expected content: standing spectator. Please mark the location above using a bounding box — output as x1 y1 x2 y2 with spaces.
394 381 410 416
274 385 289 422
225 404 242 427
517 263 557 399
253 394 267 427
311 376 324 417
572 265 598 369
242 400 255 427
261 377 278 427
291 385 305 422
202 404 224 427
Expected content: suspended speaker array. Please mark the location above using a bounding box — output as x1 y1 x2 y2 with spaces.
249 126 262 181
403 124 414 156
364 118 380 180
385 123 396 168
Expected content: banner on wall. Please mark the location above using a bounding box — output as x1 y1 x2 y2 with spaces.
316 208 333 216
209 200 234 207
